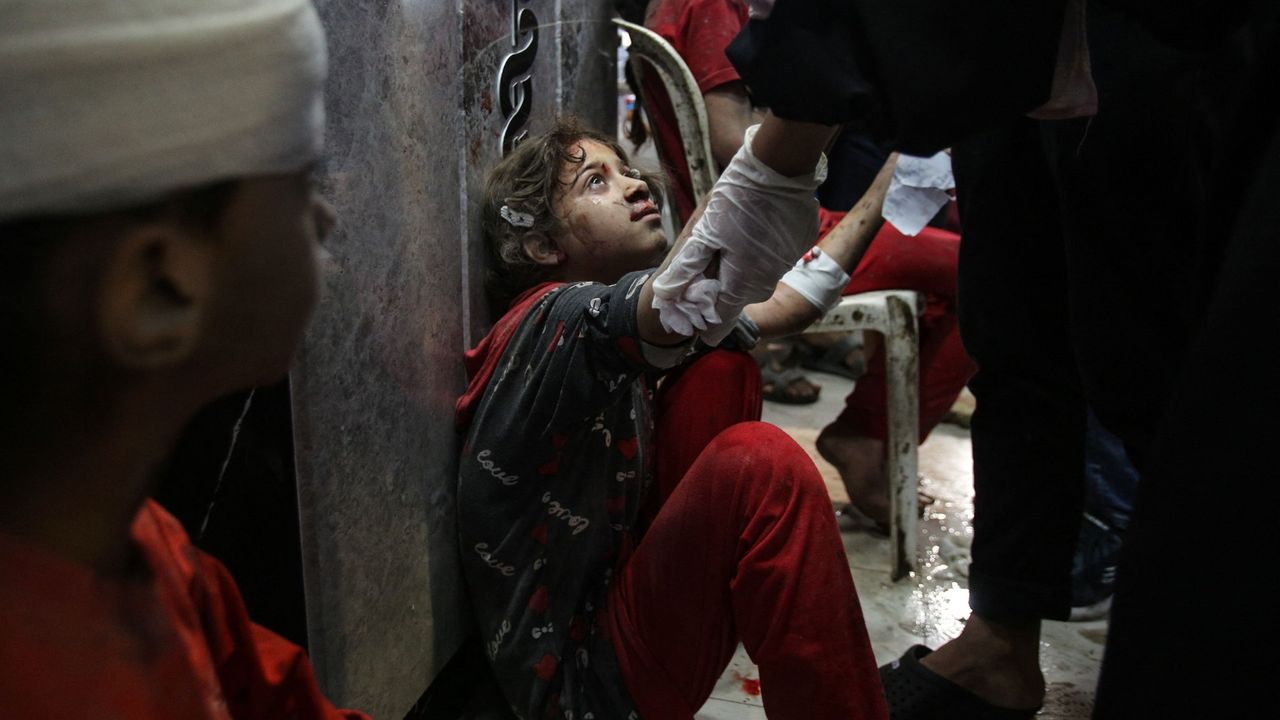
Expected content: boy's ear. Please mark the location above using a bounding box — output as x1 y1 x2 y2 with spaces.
521 232 566 267
98 222 215 369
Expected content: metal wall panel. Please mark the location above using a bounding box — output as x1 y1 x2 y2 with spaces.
292 2 615 716
462 0 618 343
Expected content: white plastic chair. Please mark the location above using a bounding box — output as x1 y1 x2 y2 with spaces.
617 18 921 579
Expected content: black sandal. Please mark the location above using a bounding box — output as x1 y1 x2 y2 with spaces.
879 645 1041 719
760 363 822 405
798 333 867 380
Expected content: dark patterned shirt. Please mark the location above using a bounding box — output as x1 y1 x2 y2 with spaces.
456 271 675 720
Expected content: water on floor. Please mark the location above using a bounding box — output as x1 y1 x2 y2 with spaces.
694 373 1105 719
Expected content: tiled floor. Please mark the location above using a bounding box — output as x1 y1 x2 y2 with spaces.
694 373 1105 719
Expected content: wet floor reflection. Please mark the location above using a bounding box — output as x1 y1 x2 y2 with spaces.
689 381 1103 719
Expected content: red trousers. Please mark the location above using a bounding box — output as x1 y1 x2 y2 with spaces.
828 219 976 443
609 351 888 720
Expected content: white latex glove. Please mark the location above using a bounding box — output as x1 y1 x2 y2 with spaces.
778 246 851 313
652 124 826 345
882 151 954 236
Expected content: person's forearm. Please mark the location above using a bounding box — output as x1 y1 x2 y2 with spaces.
745 284 824 338
745 153 897 339
705 85 767 169
658 112 838 280
751 112 839 177
808 151 895 270
640 112 836 346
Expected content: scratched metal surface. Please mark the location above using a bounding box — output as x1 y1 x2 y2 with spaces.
462 0 617 344
291 1 615 716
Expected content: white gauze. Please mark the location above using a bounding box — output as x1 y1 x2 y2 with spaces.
778 246 850 313
881 151 955 236
651 124 826 345
0 0 327 221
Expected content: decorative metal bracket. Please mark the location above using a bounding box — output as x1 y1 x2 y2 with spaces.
497 1 538 156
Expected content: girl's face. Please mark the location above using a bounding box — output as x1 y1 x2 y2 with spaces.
551 139 668 285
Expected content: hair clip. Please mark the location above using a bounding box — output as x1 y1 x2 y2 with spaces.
500 205 535 228
623 167 643 180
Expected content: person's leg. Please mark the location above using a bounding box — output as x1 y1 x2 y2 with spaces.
609 422 887 720
822 296 971 446
1068 409 1137 618
1042 2 1249 473
1095 121 1279 720
816 225 976 526
908 116 1087 711
647 349 762 522
1096 9 1278 716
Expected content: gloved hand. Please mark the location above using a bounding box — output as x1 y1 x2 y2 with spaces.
651 124 826 345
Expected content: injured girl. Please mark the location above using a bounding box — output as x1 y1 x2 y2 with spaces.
454 115 892 720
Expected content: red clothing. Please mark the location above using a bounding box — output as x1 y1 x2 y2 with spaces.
457 274 886 717
646 0 746 95
455 281 562 430
828 221 977 443
614 351 888 719
642 0 749 225
0 500 365 720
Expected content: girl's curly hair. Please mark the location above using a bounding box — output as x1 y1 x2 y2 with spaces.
480 117 666 308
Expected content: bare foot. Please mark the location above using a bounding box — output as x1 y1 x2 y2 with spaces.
920 614 1046 710
815 422 889 527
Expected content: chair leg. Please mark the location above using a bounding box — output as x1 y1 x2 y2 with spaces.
882 294 920 580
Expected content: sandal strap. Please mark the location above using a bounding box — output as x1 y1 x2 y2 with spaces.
766 365 810 386
879 645 1041 719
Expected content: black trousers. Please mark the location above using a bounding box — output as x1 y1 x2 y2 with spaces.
953 3 1247 622
1095 8 1280 718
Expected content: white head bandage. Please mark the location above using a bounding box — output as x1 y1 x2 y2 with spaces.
0 0 327 222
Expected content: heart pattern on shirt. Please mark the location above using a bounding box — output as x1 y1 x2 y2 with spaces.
530 524 548 544
616 436 639 459
533 654 559 681
528 585 550 614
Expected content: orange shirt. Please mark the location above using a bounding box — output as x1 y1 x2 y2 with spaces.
0 500 367 719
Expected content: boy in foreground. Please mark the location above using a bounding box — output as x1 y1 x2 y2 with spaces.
0 1 364 717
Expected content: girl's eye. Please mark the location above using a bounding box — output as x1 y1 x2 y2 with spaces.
587 175 605 189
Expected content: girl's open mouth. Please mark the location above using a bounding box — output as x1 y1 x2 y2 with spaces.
631 202 659 221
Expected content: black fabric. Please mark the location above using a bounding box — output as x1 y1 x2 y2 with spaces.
956 1 1251 620
726 0 1064 154
816 127 891 212
725 0 881 131
457 272 660 720
1097 0 1254 49
952 117 1085 621
879 645 1039 719
1094 5 1280 717
153 381 308 649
